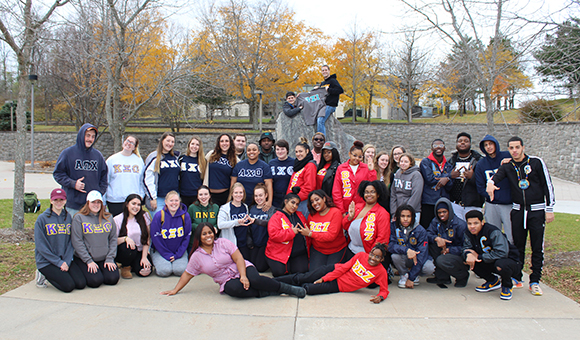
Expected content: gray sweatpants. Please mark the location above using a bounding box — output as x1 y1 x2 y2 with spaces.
483 202 513 243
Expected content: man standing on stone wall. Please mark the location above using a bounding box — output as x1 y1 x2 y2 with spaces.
53 123 108 216
487 136 555 296
448 132 485 220
315 65 343 136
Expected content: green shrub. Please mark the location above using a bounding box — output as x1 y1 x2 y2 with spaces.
519 99 562 122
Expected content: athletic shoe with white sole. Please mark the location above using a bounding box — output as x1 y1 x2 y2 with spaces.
512 278 523 289
500 286 513 300
35 270 47 288
398 273 409 288
475 277 501 292
529 282 543 296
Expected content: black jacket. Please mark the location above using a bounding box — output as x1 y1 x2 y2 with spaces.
492 155 555 212
320 74 343 107
448 150 485 208
463 222 519 263
283 101 301 118
320 160 340 197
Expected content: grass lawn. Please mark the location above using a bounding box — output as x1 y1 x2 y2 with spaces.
1 200 579 301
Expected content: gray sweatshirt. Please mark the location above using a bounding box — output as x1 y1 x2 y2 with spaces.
72 212 117 264
390 165 424 213
35 208 74 270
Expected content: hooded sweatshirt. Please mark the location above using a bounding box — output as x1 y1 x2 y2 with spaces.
320 74 344 107
71 212 117 264
150 203 192 261
419 153 454 205
53 123 108 210
35 208 74 270
426 198 467 256
474 135 512 205
390 165 424 213
388 221 430 281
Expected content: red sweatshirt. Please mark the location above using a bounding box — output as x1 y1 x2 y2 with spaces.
332 162 377 213
307 207 346 255
322 252 389 299
343 203 390 253
265 211 310 263
316 163 330 190
287 162 317 202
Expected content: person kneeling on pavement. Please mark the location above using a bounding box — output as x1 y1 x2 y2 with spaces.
439 210 520 300
426 198 467 288
274 243 389 304
388 204 435 289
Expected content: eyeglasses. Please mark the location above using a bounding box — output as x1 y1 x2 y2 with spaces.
432 143 445 148
364 190 377 195
125 140 136 146
369 253 383 260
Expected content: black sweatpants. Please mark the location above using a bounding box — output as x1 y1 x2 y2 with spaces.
429 242 463 283
38 260 86 293
511 208 545 283
223 265 281 298
266 253 309 277
420 204 435 229
74 256 120 288
309 247 346 271
115 243 152 276
239 245 269 273
473 258 519 289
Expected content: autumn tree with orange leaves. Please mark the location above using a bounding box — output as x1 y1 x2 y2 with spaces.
195 0 327 129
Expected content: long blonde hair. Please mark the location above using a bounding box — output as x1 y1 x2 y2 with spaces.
186 136 206 179
362 144 376 165
154 132 176 173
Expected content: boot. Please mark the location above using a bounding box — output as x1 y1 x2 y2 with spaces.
278 282 306 298
121 266 133 279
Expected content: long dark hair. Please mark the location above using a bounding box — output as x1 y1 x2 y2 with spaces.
190 222 215 258
395 204 416 228
307 189 335 215
209 133 237 167
119 194 149 246
317 147 341 172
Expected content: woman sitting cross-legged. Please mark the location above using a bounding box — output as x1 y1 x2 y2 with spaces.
160 223 305 298
275 243 390 303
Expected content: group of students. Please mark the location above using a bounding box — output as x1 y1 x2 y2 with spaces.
36 124 555 303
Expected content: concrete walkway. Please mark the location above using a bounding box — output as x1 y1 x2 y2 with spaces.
1 273 579 339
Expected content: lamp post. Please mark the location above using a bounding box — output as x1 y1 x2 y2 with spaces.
254 90 263 133
4 100 14 131
29 74 37 168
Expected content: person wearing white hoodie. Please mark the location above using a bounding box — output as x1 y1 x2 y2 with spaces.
390 153 424 223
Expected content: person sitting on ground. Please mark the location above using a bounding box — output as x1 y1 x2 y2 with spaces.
160 223 306 298
266 187 310 277
425 198 467 288
34 188 86 292
450 210 520 300
150 191 192 277
388 204 435 289
275 243 389 304
114 194 152 279
71 190 119 288
282 91 303 118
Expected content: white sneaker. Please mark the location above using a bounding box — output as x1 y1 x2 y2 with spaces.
35 270 47 288
398 273 409 288
413 276 420 286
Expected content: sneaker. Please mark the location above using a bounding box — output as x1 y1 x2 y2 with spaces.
413 277 420 286
398 273 408 288
512 278 523 289
500 286 513 300
35 270 47 288
529 282 543 296
475 277 501 292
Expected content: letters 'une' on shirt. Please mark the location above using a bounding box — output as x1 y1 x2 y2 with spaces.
186 238 253 293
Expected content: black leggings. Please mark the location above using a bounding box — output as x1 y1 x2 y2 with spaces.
239 245 269 272
211 190 230 206
266 253 309 277
309 246 346 271
74 256 120 288
107 202 125 217
274 264 340 295
180 195 197 209
38 260 86 293
223 265 281 298
115 243 152 276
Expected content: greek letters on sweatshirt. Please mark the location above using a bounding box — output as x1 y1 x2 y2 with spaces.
269 157 294 208
150 203 192 261
232 159 273 204
53 123 108 210
332 162 377 213
342 204 390 253
179 155 202 197
188 203 219 232
294 88 328 126
475 135 512 204
322 252 389 300
35 208 73 270
307 207 346 255
144 150 181 200
71 212 117 264
390 165 424 213
105 152 145 203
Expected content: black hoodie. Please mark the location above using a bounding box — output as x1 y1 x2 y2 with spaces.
320 74 344 107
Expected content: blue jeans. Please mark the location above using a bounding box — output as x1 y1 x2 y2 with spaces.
317 106 336 136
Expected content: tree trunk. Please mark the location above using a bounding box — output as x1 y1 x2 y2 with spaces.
12 61 29 230
484 93 495 135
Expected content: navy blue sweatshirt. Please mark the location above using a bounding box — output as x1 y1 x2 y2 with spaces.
474 135 512 205
53 123 108 209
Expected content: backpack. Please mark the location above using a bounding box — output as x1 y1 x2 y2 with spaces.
24 192 41 213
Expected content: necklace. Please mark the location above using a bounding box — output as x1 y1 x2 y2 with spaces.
511 158 530 190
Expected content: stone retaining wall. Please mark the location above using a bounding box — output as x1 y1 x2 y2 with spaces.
1 122 578 183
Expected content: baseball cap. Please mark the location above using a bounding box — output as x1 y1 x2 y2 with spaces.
259 132 275 142
321 141 338 151
50 188 67 200
86 190 103 202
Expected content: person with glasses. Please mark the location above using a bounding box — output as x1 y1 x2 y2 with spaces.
387 145 407 192
105 135 145 216
419 139 454 229
311 133 325 165
274 243 389 303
